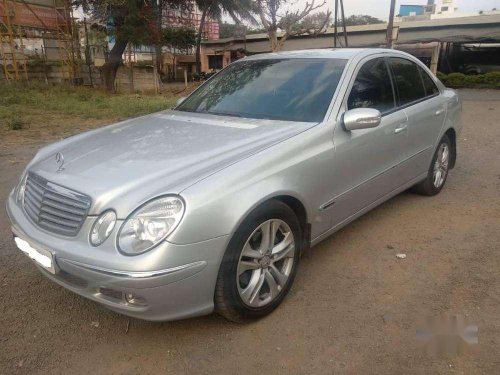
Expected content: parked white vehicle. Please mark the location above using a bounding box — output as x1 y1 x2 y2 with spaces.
7 49 461 322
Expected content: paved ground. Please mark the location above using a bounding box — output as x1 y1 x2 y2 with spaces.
0 90 499 374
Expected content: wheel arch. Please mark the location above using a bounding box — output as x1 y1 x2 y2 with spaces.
231 194 312 254
444 127 457 169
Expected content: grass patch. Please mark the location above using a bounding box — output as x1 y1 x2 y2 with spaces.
0 82 180 143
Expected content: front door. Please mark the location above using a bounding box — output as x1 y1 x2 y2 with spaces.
328 56 412 228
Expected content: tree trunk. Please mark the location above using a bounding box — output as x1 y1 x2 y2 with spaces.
101 38 128 93
268 29 279 52
195 8 208 73
155 0 163 75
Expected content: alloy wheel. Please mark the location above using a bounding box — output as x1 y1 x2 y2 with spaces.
433 143 450 188
236 219 295 308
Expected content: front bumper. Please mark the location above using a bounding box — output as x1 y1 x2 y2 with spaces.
6 191 229 321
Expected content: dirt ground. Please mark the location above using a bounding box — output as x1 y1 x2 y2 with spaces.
0 89 499 374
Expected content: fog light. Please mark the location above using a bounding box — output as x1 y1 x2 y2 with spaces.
125 293 147 306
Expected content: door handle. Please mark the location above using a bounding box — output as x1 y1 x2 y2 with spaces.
435 108 445 116
394 123 407 134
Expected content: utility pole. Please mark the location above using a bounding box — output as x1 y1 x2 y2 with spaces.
340 0 348 47
386 0 396 48
333 0 348 47
333 0 338 47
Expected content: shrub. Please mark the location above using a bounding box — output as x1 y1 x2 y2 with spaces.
445 73 468 87
8 118 26 131
483 72 500 85
436 71 447 83
437 71 500 89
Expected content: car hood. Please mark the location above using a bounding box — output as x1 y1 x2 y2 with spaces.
28 110 315 217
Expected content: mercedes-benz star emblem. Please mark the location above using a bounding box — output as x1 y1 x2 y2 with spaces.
55 152 65 172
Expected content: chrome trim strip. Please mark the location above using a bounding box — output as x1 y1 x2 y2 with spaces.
61 259 207 279
319 146 432 210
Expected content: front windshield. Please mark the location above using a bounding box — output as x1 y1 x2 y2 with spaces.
177 58 347 122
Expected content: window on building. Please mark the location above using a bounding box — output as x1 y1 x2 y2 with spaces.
208 55 223 70
348 58 395 113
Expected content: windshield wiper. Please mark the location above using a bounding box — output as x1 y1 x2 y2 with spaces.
205 110 242 118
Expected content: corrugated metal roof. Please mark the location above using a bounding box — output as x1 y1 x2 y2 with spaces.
203 14 500 45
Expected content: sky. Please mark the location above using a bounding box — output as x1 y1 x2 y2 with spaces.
292 0 500 21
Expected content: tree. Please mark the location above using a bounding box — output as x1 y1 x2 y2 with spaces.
74 0 185 92
163 26 196 79
254 0 331 52
163 26 197 52
344 14 384 26
219 21 237 38
194 0 255 73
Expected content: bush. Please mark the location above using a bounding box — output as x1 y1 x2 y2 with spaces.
436 71 447 83
445 73 467 87
8 118 26 131
437 71 500 89
483 72 500 85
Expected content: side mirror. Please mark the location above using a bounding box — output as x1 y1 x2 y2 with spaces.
176 97 187 107
342 108 381 131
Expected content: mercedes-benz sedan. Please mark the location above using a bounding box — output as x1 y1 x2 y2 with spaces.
6 49 461 322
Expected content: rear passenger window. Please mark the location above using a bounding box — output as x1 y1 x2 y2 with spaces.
418 66 439 96
389 58 426 106
348 58 395 113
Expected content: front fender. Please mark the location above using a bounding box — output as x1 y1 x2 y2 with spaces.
168 125 336 245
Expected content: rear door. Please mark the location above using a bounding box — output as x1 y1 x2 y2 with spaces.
329 56 411 227
388 57 447 175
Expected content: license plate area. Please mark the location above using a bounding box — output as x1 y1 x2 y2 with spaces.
14 237 56 274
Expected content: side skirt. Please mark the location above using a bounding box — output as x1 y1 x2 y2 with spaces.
310 172 428 247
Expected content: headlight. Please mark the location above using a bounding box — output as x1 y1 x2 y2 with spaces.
90 210 117 246
117 196 185 255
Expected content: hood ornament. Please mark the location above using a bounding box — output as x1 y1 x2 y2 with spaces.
55 152 65 172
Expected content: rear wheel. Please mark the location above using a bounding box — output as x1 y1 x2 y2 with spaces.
412 134 452 196
215 200 301 322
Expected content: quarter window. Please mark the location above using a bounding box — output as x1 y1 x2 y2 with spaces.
347 58 395 113
418 66 439 96
389 57 426 106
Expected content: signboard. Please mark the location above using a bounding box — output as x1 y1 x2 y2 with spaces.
0 1 68 30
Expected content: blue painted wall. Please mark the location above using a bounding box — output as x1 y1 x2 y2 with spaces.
399 5 425 16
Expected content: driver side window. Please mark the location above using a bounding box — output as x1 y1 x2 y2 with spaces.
348 58 396 114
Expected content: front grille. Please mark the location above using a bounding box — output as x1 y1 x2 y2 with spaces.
22 172 91 237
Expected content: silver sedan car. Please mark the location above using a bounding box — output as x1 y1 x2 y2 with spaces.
7 49 461 322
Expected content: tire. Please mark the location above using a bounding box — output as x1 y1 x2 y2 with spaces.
215 200 301 323
412 134 452 196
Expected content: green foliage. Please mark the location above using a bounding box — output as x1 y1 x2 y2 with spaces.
343 14 384 26
219 22 238 39
163 26 196 52
437 72 500 88
73 0 186 45
8 118 26 131
436 71 447 81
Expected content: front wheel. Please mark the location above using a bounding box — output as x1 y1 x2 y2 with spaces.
412 134 452 196
215 200 301 322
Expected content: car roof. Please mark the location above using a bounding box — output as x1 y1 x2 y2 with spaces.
244 48 408 61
